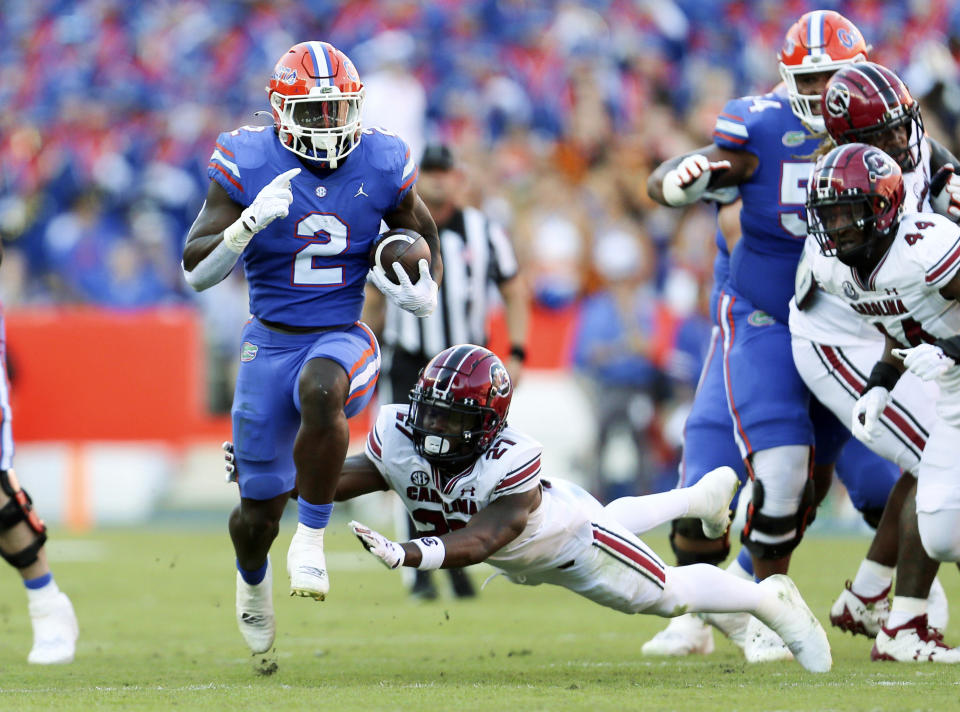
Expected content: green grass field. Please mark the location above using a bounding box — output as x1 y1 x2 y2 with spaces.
1 520 958 711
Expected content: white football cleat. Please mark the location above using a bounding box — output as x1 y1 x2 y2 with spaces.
688 466 739 539
829 580 890 638
871 615 960 663
701 610 751 651
287 523 329 600
236 557 276 654
753 575 831 673
28 591 78 665
927 576 949 633
641 613 714 656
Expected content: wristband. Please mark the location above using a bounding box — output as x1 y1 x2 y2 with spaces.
935 336 960 362
223 219 254 254
864 361 901 393
412 536 445 570
509 345 527 363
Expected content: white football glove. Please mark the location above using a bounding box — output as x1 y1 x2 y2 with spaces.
930 164 960 221
851 386 890 443
370 258 438 317
349 520 405 569
223 441 237 483
892 344 956 382
662 155 732 207
223 167 301 253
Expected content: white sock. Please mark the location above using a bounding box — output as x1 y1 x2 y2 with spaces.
887 596 927 630
649 564 764 617
603 490 690 535
851 559 893 598
294 521 325 541
26 578 61 607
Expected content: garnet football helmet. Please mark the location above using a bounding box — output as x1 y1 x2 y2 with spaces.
807 143 904 268
409 345 513 467
778 11 869 132
267 41 364 168
822 62 924 172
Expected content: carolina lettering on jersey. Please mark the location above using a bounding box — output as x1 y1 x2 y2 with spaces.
713 87 824 323
811 212 960 424
207 126 417 326
850 299 908 317
403 485 479 515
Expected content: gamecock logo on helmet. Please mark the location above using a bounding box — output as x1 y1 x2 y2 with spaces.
863 149 894 179
824 83 850 118
489 363 511 398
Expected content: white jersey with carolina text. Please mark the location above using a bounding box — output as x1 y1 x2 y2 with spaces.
365 405 593 575
789 136 933 345
811 212 960 424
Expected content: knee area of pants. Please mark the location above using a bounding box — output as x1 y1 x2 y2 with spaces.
918 514 960 562
920 538 960 563
750 446 810 517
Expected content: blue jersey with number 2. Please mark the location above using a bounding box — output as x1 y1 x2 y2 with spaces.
713 88 820 323
208 126 417 326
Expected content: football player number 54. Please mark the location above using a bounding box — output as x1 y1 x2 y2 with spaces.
780 162 810 238
292 213 349 286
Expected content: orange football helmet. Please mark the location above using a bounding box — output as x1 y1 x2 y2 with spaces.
778 11 869 132
267 41 365 167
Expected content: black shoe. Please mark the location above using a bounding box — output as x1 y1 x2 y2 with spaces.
410 572 438 601
448 568 476 599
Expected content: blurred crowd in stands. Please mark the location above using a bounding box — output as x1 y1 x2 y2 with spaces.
3 0 960 495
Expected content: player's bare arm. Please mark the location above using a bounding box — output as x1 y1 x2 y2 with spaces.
182 180 244 271
182 167 298 290
878 333 907 372
333 454 389 501
402 486 540 568
497 274 530 384
383 186 443 285
929 138 960 221
647 145 758 206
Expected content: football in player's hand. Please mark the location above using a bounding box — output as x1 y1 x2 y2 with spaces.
369 229 431 284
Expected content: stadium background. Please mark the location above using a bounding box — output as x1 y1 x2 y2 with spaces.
3 0 960 531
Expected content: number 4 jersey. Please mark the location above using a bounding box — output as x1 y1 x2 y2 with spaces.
208 125 418 326
713 87 823 323
365 404 597 576
811 212 960 424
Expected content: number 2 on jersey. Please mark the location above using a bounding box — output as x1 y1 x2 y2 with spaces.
292 212 349 286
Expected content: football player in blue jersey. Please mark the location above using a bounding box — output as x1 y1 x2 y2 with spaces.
182 41 441 655
644 11 879 659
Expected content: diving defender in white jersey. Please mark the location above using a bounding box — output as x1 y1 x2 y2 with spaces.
227 345 832 673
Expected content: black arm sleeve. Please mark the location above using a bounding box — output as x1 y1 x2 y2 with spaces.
927 136 960 174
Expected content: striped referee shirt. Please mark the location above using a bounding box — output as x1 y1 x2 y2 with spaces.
383 206 519 357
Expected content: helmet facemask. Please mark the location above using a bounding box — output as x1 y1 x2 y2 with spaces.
845 103 924 172
408 387 502 470
779 63 853 133
271 86 364 168
807 190 887 269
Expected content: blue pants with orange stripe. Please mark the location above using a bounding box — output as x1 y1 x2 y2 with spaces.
231 318 380 500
